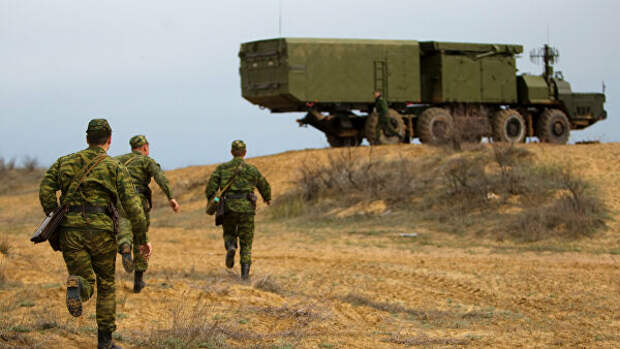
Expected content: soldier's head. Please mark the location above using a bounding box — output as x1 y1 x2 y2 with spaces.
373 90 382 98
130 135 149 156
86 119 112 150
231 140 246 158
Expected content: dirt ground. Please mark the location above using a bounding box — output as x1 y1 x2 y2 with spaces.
0 143 619 348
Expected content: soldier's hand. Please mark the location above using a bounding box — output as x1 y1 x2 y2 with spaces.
139 243 152 259
265 200 271 206
169 198 180 213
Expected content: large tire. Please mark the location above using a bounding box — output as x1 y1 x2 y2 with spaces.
364 109 406 145
326 134 362 147
416 108 453 144
492 109 526 143
537 109 570 144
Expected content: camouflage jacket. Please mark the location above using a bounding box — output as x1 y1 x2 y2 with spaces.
375 96 389 117
114 151 174 200
205 157 271 214
39 146 148 245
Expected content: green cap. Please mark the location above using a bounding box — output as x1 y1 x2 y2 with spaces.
231 139 246 152
86 119 112 136
130 135 148 149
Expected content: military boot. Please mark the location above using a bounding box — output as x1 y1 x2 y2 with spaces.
66 275 83 317
119 243 134 273
133 271 145 293
225 240 236 269
97 329 121 349
241 263 250 281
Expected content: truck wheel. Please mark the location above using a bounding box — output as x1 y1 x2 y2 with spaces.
417 108 453 144
492 109 526 143
364 109 406 145
326 135 361 147
537 109 570 144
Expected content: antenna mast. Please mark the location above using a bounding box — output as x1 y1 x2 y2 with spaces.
530 44 559 82
278 0 283 37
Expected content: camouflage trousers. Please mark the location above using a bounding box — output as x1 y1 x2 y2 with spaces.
59 229 117 332
117 210 150 272
222 212 254 265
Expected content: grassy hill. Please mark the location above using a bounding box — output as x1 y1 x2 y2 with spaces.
1 143 619 348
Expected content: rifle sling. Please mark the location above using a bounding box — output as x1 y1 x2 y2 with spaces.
62 153 108 206
219 162 244 197
123 156 139 167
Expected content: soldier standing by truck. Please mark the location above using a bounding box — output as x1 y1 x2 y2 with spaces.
115 135 179 293
374 90 396 141
205 140 271 280
39 119 148 349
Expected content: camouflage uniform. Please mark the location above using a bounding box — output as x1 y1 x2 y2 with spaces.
115 135 174 273
39 119 147 336
375 94 395 139
205 140 271 276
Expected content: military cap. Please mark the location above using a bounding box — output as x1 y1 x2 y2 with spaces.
130 135 149 149
231 140 246 152
86 119 112 136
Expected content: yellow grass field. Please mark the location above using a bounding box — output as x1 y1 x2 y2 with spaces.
1 143 619 348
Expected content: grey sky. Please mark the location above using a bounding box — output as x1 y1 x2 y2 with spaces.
1 0 617 169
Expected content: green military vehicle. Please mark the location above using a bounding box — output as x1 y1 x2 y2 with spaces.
239 38 606 146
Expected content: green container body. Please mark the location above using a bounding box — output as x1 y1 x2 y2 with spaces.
240 38 524 111
419 41 523 103
240 38 421 112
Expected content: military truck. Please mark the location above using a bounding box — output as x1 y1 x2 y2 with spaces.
239 38 606 146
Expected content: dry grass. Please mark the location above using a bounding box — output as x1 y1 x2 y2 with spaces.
133 301 226 349
384 332 470 346
253 275 285 295
341 293 494 327
509 168 609 241
0 157 16 173
0 168 44 195
21 156 39 172
0 258 7 289
273 144 609 241
0 235 10 257
252 303 327 325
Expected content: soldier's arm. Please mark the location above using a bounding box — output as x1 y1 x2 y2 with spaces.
205 167 221 200
116 166 148 246
254 168 271 203
147 158 174 200
39 159 61 214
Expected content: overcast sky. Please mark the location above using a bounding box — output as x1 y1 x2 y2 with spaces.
1 0 618 169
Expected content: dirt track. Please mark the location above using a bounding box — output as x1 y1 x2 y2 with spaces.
1 143 619 348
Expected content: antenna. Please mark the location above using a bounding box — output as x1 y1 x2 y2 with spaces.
602 81 606 94
278 0 283 37
530 45 559 81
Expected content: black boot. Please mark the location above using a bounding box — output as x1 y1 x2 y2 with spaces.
119 243 134 273
66 275 83 317
225 240 236 269
241 263 250 281
133 271 145 293
98 329 121 349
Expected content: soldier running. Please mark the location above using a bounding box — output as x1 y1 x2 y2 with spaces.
205 140 271 280
115 135 179 293
39 119 148 349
